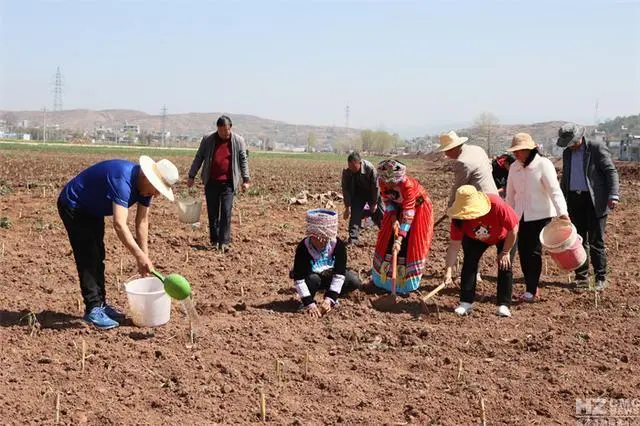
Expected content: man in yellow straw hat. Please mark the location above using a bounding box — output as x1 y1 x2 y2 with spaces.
446 185 519 317
58 156 179 329
438 131 498 286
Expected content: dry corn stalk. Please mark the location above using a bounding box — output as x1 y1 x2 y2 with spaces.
55 392 60 424
81 339 86 372
275 360 285 383
304 351 310 378
257 387 266 422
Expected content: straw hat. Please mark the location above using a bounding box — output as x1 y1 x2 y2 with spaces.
506 133 537 152
438 131 468 152
447 185 491 220
139 155 179 202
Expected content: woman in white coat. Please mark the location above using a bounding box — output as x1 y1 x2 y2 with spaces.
506 133 569 302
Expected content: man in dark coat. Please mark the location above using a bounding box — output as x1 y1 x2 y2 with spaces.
557 123 620 290
341 152 382 245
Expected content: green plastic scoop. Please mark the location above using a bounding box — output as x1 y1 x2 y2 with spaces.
150 269 192 301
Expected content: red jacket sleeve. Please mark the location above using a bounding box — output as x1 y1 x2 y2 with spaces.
397 180 417 237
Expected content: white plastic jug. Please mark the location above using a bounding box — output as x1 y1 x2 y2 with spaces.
124 277 171 327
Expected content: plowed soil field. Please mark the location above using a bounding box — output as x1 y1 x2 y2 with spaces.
1 150 639 425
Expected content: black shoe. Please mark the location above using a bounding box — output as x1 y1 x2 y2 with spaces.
574 278 589 291
352 279 364 291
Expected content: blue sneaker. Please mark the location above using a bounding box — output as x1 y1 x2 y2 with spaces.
103 303 125 323
84 307 119 330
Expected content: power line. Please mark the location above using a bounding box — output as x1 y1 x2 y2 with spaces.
52 66 63 141
345 105 350 149
53 67 63 112
42 107 47 142
161 105 168 146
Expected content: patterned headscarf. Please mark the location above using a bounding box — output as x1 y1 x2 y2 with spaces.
377 159 407 184
306 209 338 240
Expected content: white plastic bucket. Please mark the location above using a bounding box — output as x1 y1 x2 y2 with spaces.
124 277 171 327
177 197 202 224
539 219 578 252
539 218 588 271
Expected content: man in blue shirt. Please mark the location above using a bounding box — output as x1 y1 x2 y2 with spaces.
57 156 179 329
557 123 620 291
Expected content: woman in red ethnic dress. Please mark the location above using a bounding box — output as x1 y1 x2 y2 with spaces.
372 159 434 293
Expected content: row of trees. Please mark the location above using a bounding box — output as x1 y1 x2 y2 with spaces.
473 111 500 157
304 129 403 154
597 114 640 135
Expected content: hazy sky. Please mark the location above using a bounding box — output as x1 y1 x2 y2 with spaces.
1 0 639 136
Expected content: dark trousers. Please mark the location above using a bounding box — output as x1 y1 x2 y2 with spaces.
348 196 382 241
57 198 106 312
305 269 362 298
518 217 551 295
205 180 234 245
567 192 607 280
460 236 513 306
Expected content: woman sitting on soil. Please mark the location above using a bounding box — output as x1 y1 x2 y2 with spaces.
447 185 519 317
505 133 569 302
291 209 362 317
371 159 434 293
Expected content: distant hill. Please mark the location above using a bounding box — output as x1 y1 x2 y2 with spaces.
596 114 640 135
450 115 639 156
450 121 578 155
0 109 357 148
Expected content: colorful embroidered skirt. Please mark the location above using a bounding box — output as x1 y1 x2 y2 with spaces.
371 199 434 293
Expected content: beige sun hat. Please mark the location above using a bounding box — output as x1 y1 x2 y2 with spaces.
139 156 179 202
447 185 491 220
506 133 537 152
438 131 468 152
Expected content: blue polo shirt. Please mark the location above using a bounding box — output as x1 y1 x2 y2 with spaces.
59 160 152 217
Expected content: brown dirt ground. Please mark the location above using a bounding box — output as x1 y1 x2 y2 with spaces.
1 151 639 425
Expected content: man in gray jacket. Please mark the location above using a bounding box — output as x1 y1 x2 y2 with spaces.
439 131 498 286
341 152 381 245
557 123 620 290
187 115 250 252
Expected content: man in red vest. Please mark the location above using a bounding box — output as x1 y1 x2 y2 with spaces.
187 115 250 252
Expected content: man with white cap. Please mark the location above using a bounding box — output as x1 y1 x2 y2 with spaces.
438 131 498 286
557 123 620 290
57 156 179 329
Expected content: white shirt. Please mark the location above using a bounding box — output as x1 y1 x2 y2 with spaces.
506 154 568 222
